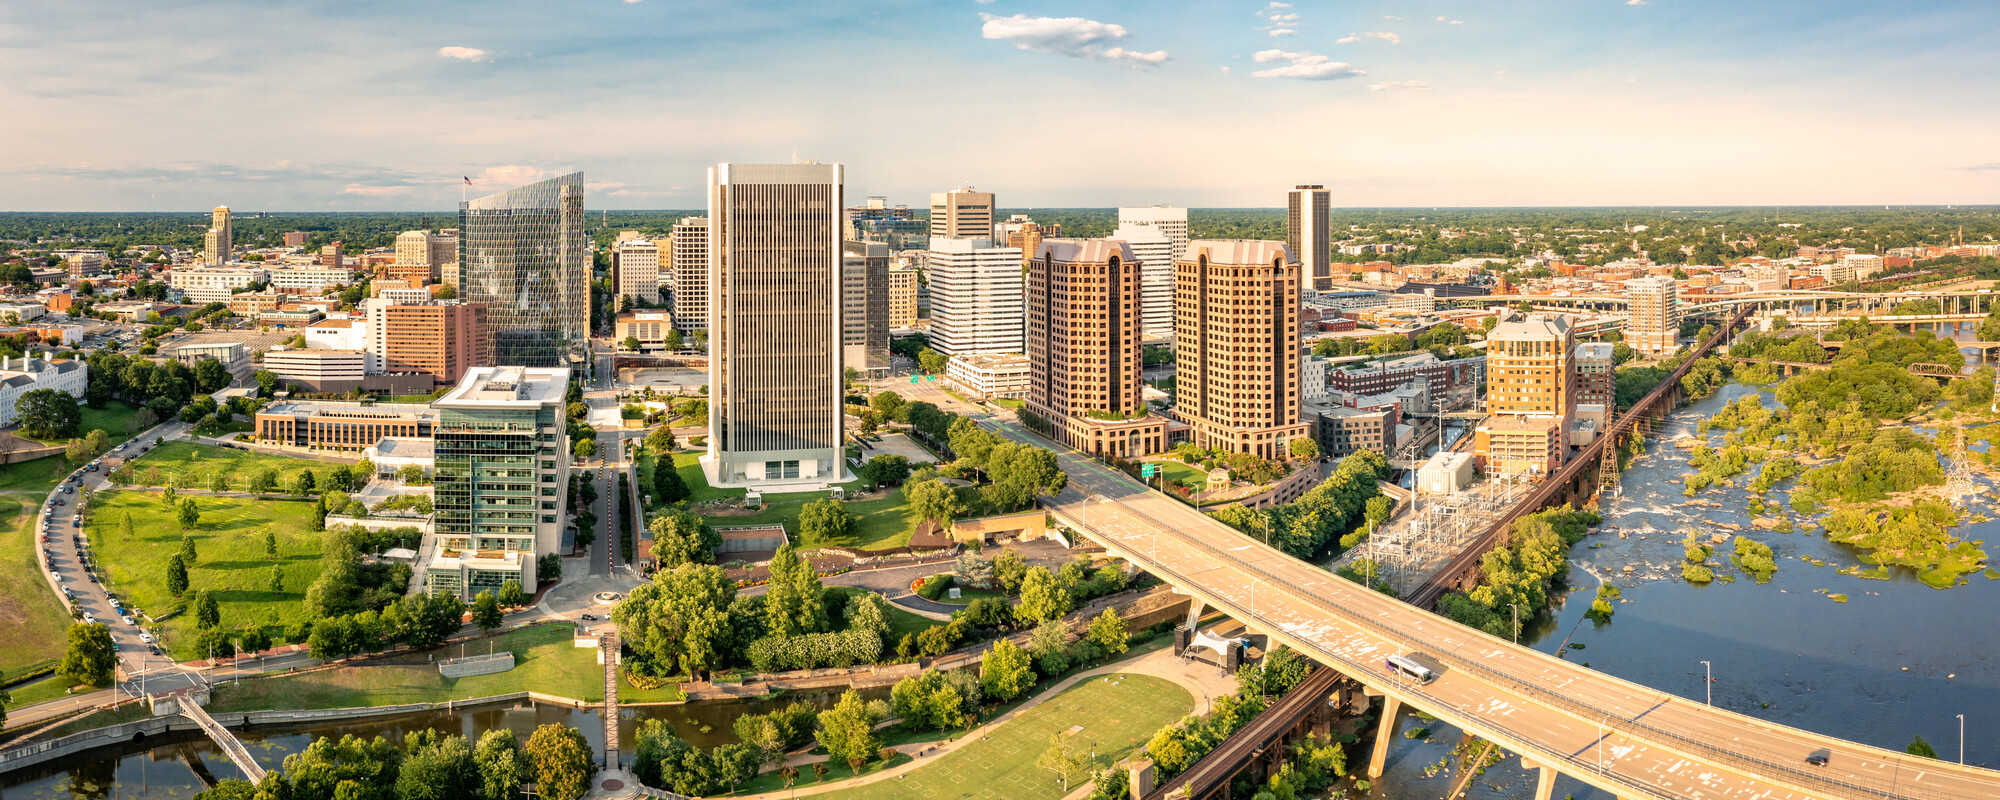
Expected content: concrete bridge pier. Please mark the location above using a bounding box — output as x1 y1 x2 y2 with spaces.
1521 758 1558 800
1365 691 1402 779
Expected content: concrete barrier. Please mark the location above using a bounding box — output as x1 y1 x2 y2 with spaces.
437 652 516 678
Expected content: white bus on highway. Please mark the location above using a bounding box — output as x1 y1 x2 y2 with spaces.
1385 654 1439 684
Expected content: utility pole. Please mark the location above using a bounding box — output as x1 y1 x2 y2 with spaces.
1701 660 1712 706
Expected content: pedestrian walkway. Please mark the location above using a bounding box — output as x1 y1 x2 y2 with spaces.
730 645 1233 800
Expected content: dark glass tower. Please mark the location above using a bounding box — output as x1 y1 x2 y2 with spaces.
459 172 588 367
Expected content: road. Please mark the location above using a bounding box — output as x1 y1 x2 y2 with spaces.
966 407 2000 800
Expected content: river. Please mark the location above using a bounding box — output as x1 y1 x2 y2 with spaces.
1374 375 2000 800
0 686 885 799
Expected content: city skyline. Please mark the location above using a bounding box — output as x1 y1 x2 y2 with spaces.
4 1 1998 211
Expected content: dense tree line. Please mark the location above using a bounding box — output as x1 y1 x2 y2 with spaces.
1438 506 1600 640
1211 449 1391 560
193 725 586 800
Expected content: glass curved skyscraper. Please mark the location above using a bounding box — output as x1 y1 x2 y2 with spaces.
458 172 587 367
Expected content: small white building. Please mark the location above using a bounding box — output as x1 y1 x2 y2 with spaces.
0 303 47 323
362 436 435 477
946 352 1030 400
1416 451 1475 495
1300 355 1330 405
267 266 360 292
0 354 88 428
304 317 369 352
167 265 268 304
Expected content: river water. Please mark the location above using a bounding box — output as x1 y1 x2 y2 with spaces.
0 686 884 799
1376 376 2000 800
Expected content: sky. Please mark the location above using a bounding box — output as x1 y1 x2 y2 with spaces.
3 0 1998 211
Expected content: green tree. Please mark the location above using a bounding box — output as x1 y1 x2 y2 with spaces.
119 512 135 541
574 437 598 460
663 329 684 351
264 530 278 559
762 543 827 639
396 732 480 800
249 467 279 494
60 622 117 686
917 347 949 375
1035 732 1097 792
195 590 221 628
524 724 594 800
166 553 190 596
210 471 231 493
179 532 199 564
269 566 285 593
645 425 677 453
647 509 719 569
907 478 966 525
817 689 883 775
497 579 527 608
177 497 200 530
293 468 317 497
471 590 503 630
797 497 854 544
1016 566 1071 624
980 637 1036 701
474 729 529 800
16 387 82 439
613 564 737 680
1908 735 1939 759
870 390 906 420
1086 608 1129 655
1288 436 1321 461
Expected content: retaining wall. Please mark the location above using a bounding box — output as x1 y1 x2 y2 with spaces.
437 652 516 678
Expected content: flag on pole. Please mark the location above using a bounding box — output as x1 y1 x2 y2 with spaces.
463 176 472 185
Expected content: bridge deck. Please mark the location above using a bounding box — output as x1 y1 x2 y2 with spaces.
976 403 2000 800
178 695 265 784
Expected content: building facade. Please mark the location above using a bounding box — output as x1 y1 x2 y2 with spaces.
615 309 676 350
1110 222 1175 340
262 348 369 392
1287 185 1333 291
841 240 890 373
612 237 662 306
1025 239 1165 458
927 237 1025 356
887 267 919 329
946 353 1031 400
705 163 847 487
267 266 359 292
1172 240 1311 460
669 217 710 333
366 298 484 386
0 355 87 428
1623 275 1679 357
168 266 267 304
255 400 438 452
1117 206 1190 264
929 186 994 239
1573 342 1615 409
204 206 232 266
425 366 569 600
458 172 588 367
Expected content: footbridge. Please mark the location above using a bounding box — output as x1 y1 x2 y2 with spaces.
978 411 1999 799
174 692 265 783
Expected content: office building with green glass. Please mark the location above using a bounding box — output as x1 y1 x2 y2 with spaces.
458 172 588 368
422 365 570 599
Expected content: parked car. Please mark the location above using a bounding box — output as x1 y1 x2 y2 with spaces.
140 632 156 643
82 612 96 624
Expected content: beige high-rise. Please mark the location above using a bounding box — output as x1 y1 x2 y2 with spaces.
1287 185 1332 291
1173 240 1310 461
1624 276 1679 357
1025 239 1164 458
887 268 919 328
204 206 232 266
705 163 846 487
670 217 710 333
930 186 994 239
612 237 662 306
1474 311 1576 476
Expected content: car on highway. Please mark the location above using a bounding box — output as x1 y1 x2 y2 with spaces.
1806 750 1831 767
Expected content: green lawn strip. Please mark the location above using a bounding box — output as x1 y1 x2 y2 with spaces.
120 441 353 490
88 491 322 659
0 456 76 494
805 672 1192 800
20 400 147 448
701 488 916 553
1154 461 1208 491
867 635 1174 751
2 673 88 712
928 587 1007 606
11 702 153 743
674 452 741 503
208 624 608 712
724 753 913 796
0 495 70 675
994 398 1025 410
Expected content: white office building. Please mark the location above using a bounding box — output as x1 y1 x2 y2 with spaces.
926 237 1025 356
0 354 87 428
1111 222 1175 340
670 217 709 333
1117 206 1189 263
167 266 267 304
267 266 360 292
613 237 662 306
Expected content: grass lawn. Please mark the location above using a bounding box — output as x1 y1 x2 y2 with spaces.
994 398 1025 410
0 457 73 495
12 703 153 743
208 624 623 712
807 673 1191 800
118 441 351 490
724 753 914 795
1155 460 1208 492
19 400 149 448
702 487 918 552
674 451 741 503
0 495 69 676
931 587 1008 606
2 674 87 713
89 490 323 659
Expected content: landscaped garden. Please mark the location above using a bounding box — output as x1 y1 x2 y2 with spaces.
0 495 67 678
88 490 324 659
207 624 625 711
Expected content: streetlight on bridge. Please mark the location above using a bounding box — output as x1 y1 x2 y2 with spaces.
1700 660 1712 706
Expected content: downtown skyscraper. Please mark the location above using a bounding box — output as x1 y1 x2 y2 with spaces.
1287 185 1332 291
705 162 847 487
458 172 588 368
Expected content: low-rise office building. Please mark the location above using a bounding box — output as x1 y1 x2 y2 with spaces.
1307 403 1396 460
267 266 359 292
262 348 369 392
0 354 87 428
168 341 251 382
167 266 267 304
615 310 676 350
255 400 438 452
946 353 1030 400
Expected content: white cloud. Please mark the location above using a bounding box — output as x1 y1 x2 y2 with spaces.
623 0 643 4
1369 81 1431 91
468 165 552 189
1627 0 1649 5
1385 15 1406 21
1435 16 1464 24
1251 49 1364 81
341 183 412 197
436 46 489 62
1264 2 1292 8
1269 28 1297 37
1338 32 1402 45
979 13 1168 66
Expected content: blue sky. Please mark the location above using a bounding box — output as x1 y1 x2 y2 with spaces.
2 0 1996 210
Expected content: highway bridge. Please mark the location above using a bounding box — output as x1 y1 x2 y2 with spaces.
975 399 1997 796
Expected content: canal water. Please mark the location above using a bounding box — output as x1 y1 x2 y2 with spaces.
1375 376 2000 800
0 686 885 799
